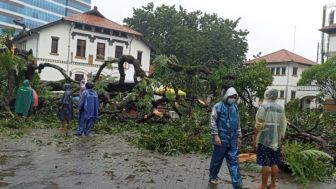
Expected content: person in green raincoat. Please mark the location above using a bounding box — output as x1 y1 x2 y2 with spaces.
15 80 33 117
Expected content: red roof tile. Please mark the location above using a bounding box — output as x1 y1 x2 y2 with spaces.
64 7 142 36
246 49 317 66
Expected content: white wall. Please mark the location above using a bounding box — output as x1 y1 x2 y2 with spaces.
26 35 38 54
266 62 313 107
38 23 71 62
329 34 336 52
19 21 151 82
129 37 151 73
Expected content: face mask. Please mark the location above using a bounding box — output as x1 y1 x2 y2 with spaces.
227 98 236 105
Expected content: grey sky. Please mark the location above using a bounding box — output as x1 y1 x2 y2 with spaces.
92 0 334 62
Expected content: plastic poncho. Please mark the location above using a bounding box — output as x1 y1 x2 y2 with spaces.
78 89 99 120
32 89 38 107
255 89 287 150
15 80 33 116
210 87 242 143
57 83 73 121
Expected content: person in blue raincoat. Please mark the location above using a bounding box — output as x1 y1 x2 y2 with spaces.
209 87 243 188
76 82 99 136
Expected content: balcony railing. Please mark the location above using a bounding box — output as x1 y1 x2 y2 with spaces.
296 85 320 91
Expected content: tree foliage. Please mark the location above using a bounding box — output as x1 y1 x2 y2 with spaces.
152 55 272 109
299 59 336 100
283 141 334 187
124 3 249 65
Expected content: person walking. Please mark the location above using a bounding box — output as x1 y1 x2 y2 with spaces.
253 89 287 189
76 82 99 136
79 79 86 98
57 83 74 130
209 87 243 189
15 80 33 118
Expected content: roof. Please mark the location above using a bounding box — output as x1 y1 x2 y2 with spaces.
246 49 317 66
320 24 336 34
64 6 142 36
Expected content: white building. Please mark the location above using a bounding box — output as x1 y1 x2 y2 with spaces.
247 49 320 108
14 6 152 82
320 3 336 63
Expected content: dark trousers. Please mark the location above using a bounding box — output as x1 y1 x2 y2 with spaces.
209 144 242 188
77 112 95 136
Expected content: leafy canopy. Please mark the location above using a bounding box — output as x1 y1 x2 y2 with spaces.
124 2 249 65
299 59 336 99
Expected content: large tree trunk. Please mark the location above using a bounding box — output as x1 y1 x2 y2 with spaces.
3 69 16 111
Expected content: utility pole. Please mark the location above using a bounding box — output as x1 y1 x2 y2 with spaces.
293 26 296 52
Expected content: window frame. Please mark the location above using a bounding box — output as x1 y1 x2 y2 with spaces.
76 39 86 58
279 90 285 99
51 36 59 54
96 42 106 60
291 91 296 99
276 67 280 75
115 45 123 58
281 67 286 75
271 67 275 75
292 67 298 76
137 51 143 65
74 73 84 81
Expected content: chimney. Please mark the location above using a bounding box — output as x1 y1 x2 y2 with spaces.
93 6 98 11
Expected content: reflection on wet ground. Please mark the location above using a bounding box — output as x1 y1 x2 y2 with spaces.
0 129 335 189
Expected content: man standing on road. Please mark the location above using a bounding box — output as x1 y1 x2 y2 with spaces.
57 83 74 130
76 82 99 136
253 89 287 189
209 87 243 189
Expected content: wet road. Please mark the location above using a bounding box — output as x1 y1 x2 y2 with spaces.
0 129 335 189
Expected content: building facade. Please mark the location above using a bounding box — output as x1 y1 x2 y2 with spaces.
320 2 336 63
0 0 91 33
247 49 320 108
14 7 152 82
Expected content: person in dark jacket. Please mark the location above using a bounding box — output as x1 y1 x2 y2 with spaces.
57 83 73 130
76 82 99 136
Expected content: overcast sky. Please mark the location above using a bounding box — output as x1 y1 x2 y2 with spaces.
92 0 334 62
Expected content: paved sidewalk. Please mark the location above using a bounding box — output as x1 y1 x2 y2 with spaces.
0 129 335 189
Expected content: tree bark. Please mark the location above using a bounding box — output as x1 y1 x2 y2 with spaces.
287 122 328 148
39 63 79 84
3 69 16 111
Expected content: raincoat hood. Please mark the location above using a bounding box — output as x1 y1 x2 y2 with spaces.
60 83 72 105
23 80 30 87
264 89 278 102
15 80 33 116
64 83 72 91
222 87 238 101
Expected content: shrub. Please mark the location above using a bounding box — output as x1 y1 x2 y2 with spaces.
282 141 335 187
